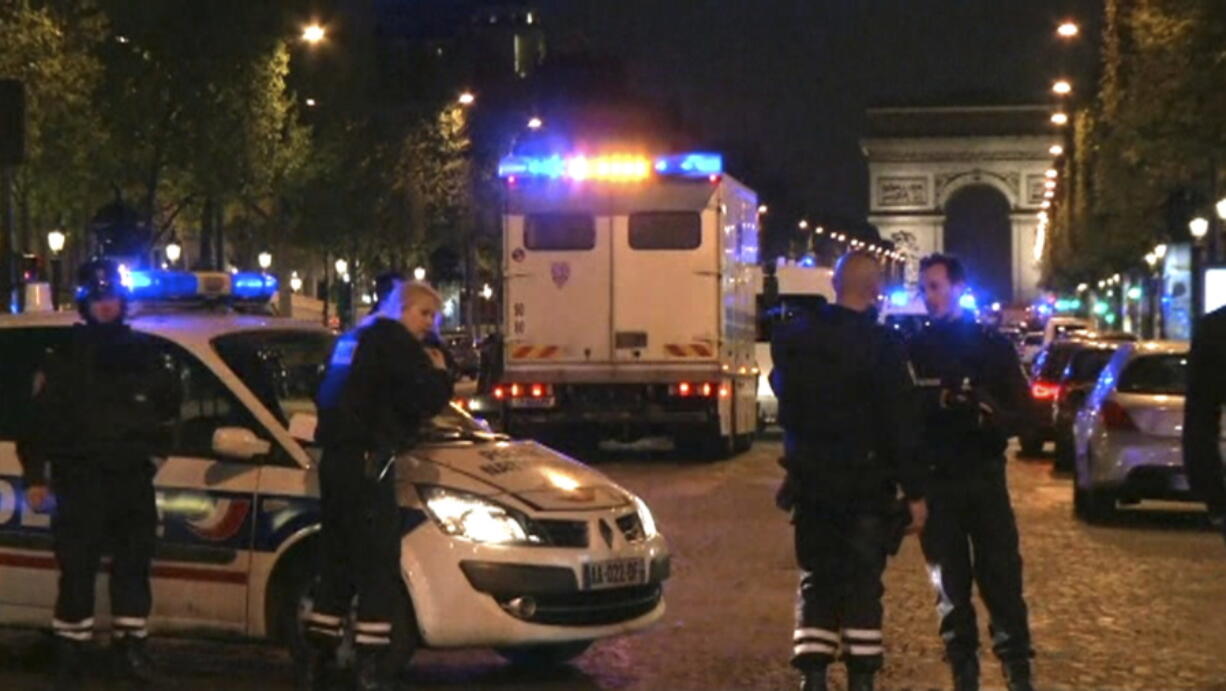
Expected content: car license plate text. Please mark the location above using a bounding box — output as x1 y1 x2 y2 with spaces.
583 558 647 590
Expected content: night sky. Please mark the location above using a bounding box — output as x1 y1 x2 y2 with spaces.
533 0 1101 221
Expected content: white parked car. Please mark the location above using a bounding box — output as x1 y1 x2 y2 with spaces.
1072 340 1225 522
0 270 669 672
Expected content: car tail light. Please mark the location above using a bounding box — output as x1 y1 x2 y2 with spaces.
670 381 726 398
1101 400 1138 431
1031 381 1060 400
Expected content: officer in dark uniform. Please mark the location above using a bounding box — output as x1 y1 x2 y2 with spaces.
1183 305 1226 545
908 254 1034 691
302 280 453 690
772 252 927 691
18 259 179 689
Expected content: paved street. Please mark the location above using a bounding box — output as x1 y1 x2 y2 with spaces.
1 438 1224 690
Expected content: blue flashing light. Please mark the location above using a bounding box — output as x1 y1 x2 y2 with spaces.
127 270 199 301
1092 302 1109 315
798 254 817 268
1037 304 1053 316
653 152 723 177
232 272 278 300
497 151 723 181
958 292 977 310
889 290 911 307
1104 312 1117 325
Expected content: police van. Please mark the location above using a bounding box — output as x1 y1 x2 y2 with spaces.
0 270 670 668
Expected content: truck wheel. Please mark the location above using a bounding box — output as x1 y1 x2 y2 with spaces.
496 640 593 667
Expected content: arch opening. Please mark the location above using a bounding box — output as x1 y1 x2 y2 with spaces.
942 185 1013 306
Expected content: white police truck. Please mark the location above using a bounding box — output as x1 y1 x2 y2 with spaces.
0 269 669 670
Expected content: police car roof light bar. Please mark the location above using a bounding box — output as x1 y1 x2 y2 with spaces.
497 151 723 182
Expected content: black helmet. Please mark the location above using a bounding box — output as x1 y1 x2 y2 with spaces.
75 259 129 322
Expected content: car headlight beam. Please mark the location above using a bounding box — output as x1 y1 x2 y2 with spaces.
418 486 537 545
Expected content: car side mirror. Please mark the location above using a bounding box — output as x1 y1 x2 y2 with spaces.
212 427 272 460
289 412 318 443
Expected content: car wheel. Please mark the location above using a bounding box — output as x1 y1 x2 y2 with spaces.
1072 452 1115 524
496 640 593 667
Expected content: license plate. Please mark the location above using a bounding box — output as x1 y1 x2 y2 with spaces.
510 397 555 409
582 558 647 590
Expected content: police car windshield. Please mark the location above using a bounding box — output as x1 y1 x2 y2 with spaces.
423 404 500 442
211 330 335 424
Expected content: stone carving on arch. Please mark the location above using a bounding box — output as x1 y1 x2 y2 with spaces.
935 169 1018 211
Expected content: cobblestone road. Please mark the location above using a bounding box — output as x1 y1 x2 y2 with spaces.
1 438 1224 689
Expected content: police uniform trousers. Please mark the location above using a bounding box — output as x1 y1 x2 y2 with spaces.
920 462 1032 666
306 447 401 651
791 503 890 673
50 458 157 642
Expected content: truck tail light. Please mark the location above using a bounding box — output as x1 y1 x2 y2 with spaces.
494 383 553 399
670 381 727 398
1031 381 1060 400
1101 400 1138 431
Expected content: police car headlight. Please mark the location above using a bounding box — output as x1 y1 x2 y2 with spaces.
633 494 659 538
418 486 536 545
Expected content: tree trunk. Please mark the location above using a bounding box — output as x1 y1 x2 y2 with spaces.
198 196 214 270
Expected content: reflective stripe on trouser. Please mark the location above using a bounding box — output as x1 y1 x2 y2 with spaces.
304 611 343 643
52 617 95 641
791 504 890 672
112 616 149 639
920 471 1033 664
312 448 402 650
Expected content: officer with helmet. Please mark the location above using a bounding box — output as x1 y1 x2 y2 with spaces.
17 259 179 688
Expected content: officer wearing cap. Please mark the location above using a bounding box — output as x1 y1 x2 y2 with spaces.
17 259 179 688
772 252 927 691
302 280 453 690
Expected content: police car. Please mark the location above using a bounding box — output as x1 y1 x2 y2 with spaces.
0 269 669 669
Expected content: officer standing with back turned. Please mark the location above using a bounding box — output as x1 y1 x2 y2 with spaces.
772 252 927 691
18 259 179 689
908 254 1034 691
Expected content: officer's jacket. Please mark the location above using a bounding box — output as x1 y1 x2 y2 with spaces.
315 318 454 453
770 303 925 506
1183 306 1226 516
908 314 1031 472
18 323 180 485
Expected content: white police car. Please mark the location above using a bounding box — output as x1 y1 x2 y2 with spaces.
0 270 669 669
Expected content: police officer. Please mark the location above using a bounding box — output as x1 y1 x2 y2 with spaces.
772 252 927 691
908 254 1034 691
18 259 179 689
302 280 453 690
1183 305 1226 546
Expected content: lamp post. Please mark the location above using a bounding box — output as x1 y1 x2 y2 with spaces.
413 266 427 282
47 229 65 310
165 240 182 267
1191 217 1209 323
334 258 351 328
258 251 272 272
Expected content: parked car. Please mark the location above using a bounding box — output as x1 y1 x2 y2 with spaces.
1019 331 1045 369
1072 340 1225 522
1042 316 1093 347
1051 341 1119 471
1021 339 1089 455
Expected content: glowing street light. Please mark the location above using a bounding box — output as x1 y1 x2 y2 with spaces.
458 91 476 106
798 219 809 230
1045 168 1058 179
757 204 768 215
1052 80 1073 96
1051 112 1069 126
290 271 303 293
1044 190 1055 199
334 258 348 276
165 241 182 264
815 226 825 235
1077 283 1089 293
1044 180 1057 190
305 97 317 107
302 24 326 44
527 116 543 130
1190 217 1210 240
481 283 494 300
1216 197 1226 220
1057 21 1080 38
1041 200 1052 209
1049 144 1064 156
1145 252 1158 268
258 251 272 271
1154 243 1168 260
413 266 427 281
47 229 66 254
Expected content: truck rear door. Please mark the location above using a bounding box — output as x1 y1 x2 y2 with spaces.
611 209 719 362
505 212 612 363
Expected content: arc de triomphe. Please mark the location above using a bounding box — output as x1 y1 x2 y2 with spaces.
864 105 1055 305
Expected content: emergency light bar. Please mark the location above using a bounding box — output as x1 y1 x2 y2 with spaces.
498 151 723 182
111 267 279 303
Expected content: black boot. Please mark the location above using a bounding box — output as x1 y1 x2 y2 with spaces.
1003 659 1034 691
848 670 875 691
53 637 85 691
950 656 979 691
295 644 330 691
112 635 156 685
355 648 396 691
799 665 827 691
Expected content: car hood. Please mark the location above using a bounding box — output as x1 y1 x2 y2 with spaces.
400 440 633 511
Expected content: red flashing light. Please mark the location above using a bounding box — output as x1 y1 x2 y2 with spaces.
1101 400 1137 431
1031 381 1060 400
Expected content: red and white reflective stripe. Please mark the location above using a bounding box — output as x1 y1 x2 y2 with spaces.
845 644 884 656
53 618 94 641
510 345 560 359
664 343 714 358
793 641 836 656
355 634 391 646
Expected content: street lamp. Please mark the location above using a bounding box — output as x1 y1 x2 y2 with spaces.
1190 217 1210 241
527 116 543 130
165 241 182 265
1052 80 1072 96
1145 252 1158 268
798 219 809 230
1051 112 1069 126
1045 168 1058 179
1154 243 1168 260
757 204 768 215
334 258 348 278
815 226 824 235
290 271 303 293
458 91 475 106
1049 144 1064 156
481 283 494 300
258 251 272 271
302 24 326 44
413 266 426 282
47 229 65 310
1057 21 1080 38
